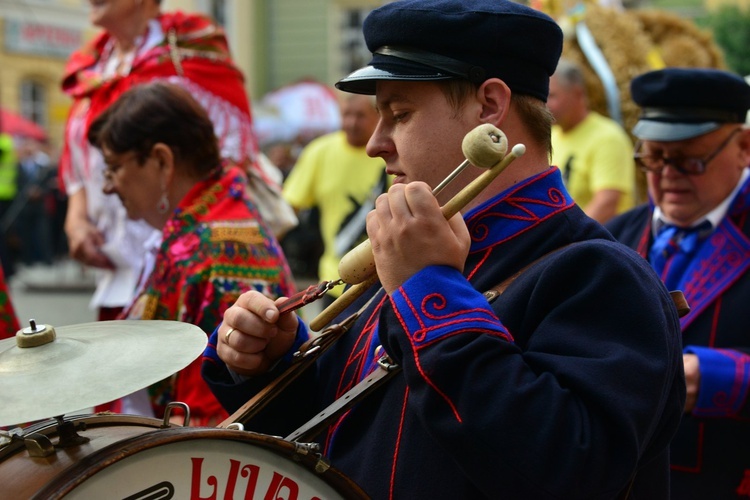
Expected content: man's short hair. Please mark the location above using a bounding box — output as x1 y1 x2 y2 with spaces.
553 59 586 90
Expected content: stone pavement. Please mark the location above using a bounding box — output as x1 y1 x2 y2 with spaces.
9 259 97 329
8 260 325 329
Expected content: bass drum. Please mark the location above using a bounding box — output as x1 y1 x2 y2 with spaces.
0 414 367 499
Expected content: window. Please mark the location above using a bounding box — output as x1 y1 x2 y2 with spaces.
20 80 46 129
210 0 227 27
340 7 372 75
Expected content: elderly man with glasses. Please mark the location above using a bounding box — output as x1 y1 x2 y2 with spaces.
607 67 750 499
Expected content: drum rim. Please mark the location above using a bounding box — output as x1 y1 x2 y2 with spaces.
0 413 163 461
30 426 369 499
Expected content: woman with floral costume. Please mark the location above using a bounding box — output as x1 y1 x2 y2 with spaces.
60 0 286 322
88 81 294 426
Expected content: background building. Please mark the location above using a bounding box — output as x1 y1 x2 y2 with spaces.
0 0 744 154
0 0 382 152
0 0 90 151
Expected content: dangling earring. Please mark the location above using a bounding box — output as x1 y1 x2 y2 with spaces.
157 193 169 214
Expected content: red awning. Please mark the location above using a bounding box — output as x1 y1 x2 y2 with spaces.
0 109 47 141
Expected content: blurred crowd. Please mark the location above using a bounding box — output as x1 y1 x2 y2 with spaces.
1 1 750 498
0 134 68 280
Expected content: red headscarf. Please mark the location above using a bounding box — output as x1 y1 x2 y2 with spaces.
59 11 259 187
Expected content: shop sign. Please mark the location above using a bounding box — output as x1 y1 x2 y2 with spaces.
4 19 81 59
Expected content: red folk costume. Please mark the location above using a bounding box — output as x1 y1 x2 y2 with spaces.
59 11 281 315
123 167 295 426
59 11 262 180
0 265 20 339
59 13 293 424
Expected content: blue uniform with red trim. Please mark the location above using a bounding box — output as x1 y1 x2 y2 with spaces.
607 173 750 500
204 167 685 499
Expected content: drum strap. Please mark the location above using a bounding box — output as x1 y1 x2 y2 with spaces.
285 354 400 443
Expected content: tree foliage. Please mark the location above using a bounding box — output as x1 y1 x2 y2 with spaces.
700 5 750 76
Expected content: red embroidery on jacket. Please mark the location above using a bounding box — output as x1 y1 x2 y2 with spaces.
389 386 409 500
736 469 750 497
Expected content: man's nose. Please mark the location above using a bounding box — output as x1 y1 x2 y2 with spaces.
661 160 686 178
366 121 390 158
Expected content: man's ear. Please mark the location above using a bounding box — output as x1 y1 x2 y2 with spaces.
736 126 750 170
476 78 511 125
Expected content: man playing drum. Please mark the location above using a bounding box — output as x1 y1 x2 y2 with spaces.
203 0 685 497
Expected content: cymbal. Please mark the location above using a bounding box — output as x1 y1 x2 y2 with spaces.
0 320 208 427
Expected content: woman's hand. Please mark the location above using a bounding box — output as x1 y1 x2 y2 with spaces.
66 220 115 269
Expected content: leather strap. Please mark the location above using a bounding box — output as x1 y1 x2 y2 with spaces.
483 244 690 318
484 243 576 303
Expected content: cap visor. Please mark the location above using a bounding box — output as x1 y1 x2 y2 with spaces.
336 64 453 95
632 120 721 141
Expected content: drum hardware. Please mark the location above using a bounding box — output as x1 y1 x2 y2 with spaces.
1 416 92 459
162 402 191 428
0 426 23 445
17 319 55 348
23 432 55 458
284 354 400 443
289 441 332 475
0 426 48 457
3 419 368 499
2 415 91 459
292 441 321 457
313 456 332 474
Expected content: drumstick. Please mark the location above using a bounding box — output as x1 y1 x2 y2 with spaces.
337 123 510 285
309 125 525 331
309 275 378 331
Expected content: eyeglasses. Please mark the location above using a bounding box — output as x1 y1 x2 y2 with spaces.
102 152 139 182
634 128 741 176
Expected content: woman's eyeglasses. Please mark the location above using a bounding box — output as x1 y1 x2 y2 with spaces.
633 128 741 176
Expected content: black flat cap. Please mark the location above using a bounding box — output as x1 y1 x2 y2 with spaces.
335 0 563 102
631 68 750 141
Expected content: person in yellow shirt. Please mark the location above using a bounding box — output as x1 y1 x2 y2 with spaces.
282 93 386 305
0 133 18 278
549 59 635 223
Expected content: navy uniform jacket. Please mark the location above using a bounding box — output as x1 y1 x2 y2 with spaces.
607 174 750 500
204 167 685 499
